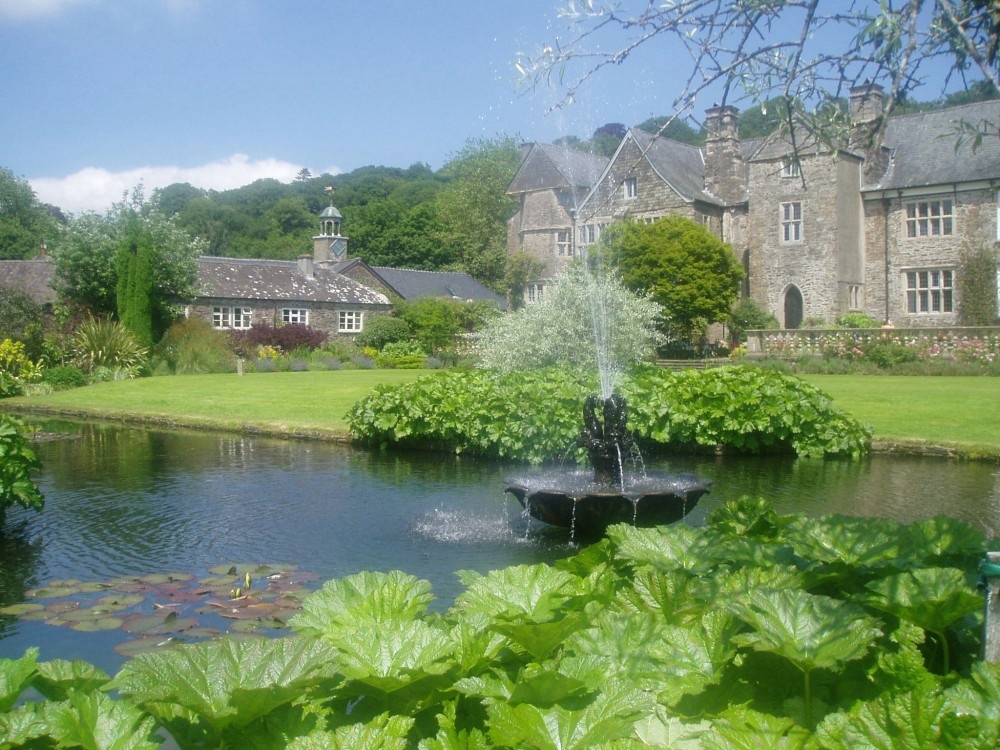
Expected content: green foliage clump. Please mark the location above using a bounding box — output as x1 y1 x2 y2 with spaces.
1 499 993 746
957 242 999 325
347 365 871 461
0 285 47 362
115 237 155 348
40 364 88 390
71 317 147 379
728 297 779 342
0 415 44 526
475 265 663 390
835 311 882 328
597 214 744 342
153 318 235 374
395 297 495 357
0 338 43 398
353 314 413 350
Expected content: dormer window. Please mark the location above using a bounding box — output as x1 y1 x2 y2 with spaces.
781 159 801 178
623 177 638 199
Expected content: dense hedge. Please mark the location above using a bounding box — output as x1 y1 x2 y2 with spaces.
346 365 872 461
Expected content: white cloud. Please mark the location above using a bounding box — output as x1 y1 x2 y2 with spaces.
0 0 93 20
30 154 340 215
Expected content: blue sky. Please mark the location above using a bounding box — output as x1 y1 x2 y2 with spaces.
1 0 688 215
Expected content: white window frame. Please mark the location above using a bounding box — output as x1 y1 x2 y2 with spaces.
781 159 801 178
526 283 544 305
780 201 803 243
623 177 637 199
905 199 954 238
281 308 309 325
556 230 572 256
905 269 954 314
338 310 363 333
212 306 252 330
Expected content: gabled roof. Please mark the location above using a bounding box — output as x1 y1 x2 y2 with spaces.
628 128 720 205
0 258 57 305
580 128 723 211
507 142 608 194
868 98 1000 191
196 257 389 305
370 266 507 308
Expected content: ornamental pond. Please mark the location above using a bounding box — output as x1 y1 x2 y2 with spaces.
1 418 999 674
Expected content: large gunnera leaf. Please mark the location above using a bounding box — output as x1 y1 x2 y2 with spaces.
290 570 435 639
452 564 583 623
39 690 160 750
0 648 39 712
111 637 339 733
335 619 455 694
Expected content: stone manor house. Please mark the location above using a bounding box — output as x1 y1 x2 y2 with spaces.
506 84 1000 329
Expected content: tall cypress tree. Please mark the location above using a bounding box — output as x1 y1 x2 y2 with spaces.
116 236 154 348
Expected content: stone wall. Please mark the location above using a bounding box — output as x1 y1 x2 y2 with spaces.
186 298 391 338
745 151 864 326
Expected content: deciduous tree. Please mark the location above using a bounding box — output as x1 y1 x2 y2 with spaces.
596 215 743 342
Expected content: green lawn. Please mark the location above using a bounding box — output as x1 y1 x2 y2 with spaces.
803 375 1000 454
3 370 427 438
4 370 999 456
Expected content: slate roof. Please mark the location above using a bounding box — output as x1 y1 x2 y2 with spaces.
627 128 721 205
0 258 57 305
370 266 507 308
868 98 1000 191
196 257 390 305
507 142 609 193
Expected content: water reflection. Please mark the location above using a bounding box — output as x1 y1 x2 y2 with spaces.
1 418 998 670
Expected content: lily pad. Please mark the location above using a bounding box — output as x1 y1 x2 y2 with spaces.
0 602 45 616
140 572 194 585
121 613 198 636
114 637 180 658
70 617 124 632
26 586 78 599
98 594 145 608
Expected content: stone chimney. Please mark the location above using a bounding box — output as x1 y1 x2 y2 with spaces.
849 82 885 149
849 82 889 177
704 105 745 205
297 254 314 279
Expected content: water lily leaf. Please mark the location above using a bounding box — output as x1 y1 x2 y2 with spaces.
26 586 78 599
0 647 39 712
121 613 198 636
291 570 435 640
44 601 82 615
0 602 45 616
70 617 125 632
99 594 145 608
111 637 340 733
139 572 193 585
728 588 881 675
198 575 239 586
114 637 181 659
486 684 653 750
33 659 110 700
38 687 161 750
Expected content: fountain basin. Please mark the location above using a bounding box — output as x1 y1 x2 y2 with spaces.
505 470 711 538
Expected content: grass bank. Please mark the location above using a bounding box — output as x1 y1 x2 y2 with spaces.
4 370 999 458
3 370 427 439
803 374 1000 458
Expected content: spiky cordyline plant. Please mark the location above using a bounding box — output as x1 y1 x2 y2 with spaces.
72 317 148 378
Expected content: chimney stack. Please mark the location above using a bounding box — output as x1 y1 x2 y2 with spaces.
704 105 745 205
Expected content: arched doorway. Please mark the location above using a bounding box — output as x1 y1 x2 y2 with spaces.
783 285 803 329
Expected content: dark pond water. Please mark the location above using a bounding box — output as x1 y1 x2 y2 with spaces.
1 418 999 673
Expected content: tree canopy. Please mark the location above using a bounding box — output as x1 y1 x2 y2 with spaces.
0 167 61 260
596 215 744 342
53 187 204 340
520 1 1000 150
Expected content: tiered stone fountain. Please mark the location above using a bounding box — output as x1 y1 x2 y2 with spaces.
504 393 711 539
